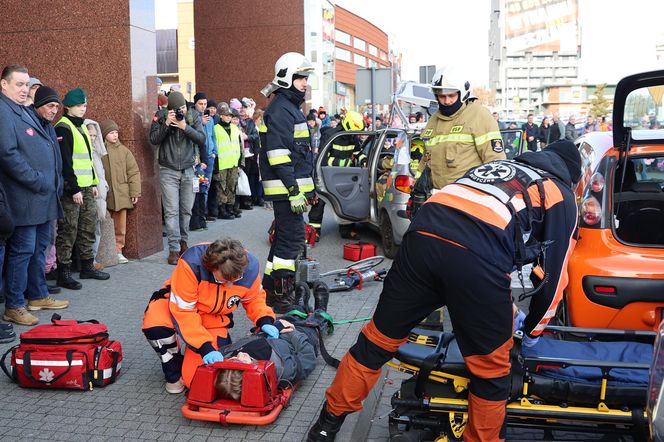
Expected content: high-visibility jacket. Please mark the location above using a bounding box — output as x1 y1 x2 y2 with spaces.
214 123 241 170
56 116 98 188
167 244 275 355
327 131 365 167
408 150 578 338
259 89 314 201
420 100 505 189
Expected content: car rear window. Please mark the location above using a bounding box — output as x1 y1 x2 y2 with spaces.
613 155 664 246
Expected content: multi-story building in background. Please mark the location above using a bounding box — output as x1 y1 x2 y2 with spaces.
146 0 397 113
490 0 581 117
333 6 390 110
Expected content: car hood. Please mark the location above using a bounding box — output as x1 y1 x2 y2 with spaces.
515 149 574 186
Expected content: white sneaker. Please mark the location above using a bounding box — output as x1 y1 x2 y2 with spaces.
165 378 185 394
117 253 129 264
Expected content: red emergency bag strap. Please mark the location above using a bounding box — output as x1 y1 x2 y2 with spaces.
0 345 18 381
50 313 100 326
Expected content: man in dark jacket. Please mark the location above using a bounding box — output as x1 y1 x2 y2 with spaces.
259 52 316 313
149 91 207 264
521 113 539 151
308 141 581 442
0 65 69 326
565 115 578 141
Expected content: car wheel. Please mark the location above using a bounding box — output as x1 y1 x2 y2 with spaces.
380 212 399 259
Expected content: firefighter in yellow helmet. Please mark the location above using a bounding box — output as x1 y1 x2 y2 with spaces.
308 111 366 240
420 66 505 189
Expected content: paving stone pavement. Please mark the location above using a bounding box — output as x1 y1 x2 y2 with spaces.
0 205 391 442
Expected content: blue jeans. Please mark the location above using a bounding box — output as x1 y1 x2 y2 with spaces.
4 222 51 309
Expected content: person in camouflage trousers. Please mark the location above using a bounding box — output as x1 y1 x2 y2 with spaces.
54 88 109 289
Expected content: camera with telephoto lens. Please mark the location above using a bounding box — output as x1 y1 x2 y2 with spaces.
175 108 185 121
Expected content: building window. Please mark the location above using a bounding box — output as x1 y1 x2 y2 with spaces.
379 50 387 61
336 30 351 46
354 53 366 67
354 37 366 52
335 47 351 62
368 44 378 56
368 59 378 68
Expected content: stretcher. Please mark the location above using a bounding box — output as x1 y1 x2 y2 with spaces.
181 360 295 425
387 326 658 441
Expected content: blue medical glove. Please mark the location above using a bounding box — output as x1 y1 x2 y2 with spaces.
513 309 526 332
261 324 279 339
522 335 540 348
202 351 224 364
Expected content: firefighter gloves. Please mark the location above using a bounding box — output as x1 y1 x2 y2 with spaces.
288 191 308 214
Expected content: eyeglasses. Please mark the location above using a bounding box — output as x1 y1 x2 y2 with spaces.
213 273 243 285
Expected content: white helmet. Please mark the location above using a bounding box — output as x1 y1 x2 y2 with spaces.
261 52 314 97
430 66 471 102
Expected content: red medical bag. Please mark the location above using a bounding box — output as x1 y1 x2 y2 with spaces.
182 359 294 425
1 314 122 390
343 242 377 261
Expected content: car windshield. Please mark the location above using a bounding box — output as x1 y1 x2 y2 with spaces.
614 155 664 246
500 129 524 160
623 86 664 141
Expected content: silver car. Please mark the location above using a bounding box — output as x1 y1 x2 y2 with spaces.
315 127 528 258
315 128 418 258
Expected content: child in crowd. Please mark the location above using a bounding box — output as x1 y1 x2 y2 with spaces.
100 120 141 264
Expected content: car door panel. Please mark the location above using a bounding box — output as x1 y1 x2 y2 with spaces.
320 166 370 220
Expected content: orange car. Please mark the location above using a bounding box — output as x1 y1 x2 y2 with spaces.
563 70 664 331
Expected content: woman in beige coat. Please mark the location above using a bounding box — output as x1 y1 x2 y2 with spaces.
99 120 141 263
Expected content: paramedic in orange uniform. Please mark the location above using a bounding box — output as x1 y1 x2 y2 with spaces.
308 140 582 442
142 238 278 394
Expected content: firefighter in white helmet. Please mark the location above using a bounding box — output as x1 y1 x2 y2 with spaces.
258 52 316 313
419 66 506 190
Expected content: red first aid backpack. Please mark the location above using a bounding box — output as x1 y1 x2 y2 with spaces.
1 314 122 390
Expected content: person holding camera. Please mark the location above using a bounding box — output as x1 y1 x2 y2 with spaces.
149 91 207 265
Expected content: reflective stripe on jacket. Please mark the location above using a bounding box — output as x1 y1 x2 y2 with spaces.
167 244 275 352
258 91 314 201
56 117 98 187
215 124 241 170
421 100 505 189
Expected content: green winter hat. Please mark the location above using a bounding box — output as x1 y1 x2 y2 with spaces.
63 87 87 107
167 91 186 110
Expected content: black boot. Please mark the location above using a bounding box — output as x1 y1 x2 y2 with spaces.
266 277 295 314
230 203 242 218
240 197 253 210
47 282 61 295
80 259 110 280
307 404 347 442
45 269 57 281
57 264 82 290
217 204 234 220
313 282 329 312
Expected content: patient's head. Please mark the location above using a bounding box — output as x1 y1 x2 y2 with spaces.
213 352 255 401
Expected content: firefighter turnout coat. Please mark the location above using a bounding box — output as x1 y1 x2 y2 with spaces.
259 89 315 201
422 100 506 189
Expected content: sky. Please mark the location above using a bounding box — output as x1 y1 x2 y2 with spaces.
155 0 664 88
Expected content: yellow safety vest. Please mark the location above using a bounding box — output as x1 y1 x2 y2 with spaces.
56 117 98 187
215 124 241 170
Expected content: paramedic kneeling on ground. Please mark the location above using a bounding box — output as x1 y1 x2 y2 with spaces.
308 140 582 442
142 238 280 394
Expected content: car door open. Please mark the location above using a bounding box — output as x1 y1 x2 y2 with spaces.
316 131 377 222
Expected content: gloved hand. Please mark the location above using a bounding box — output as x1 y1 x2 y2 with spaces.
513 309 526 332
261 324 280 339
202 351 224 364
522 335 540 348
288 191 308 214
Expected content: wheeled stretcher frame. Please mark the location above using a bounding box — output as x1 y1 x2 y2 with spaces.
387 326 655 441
